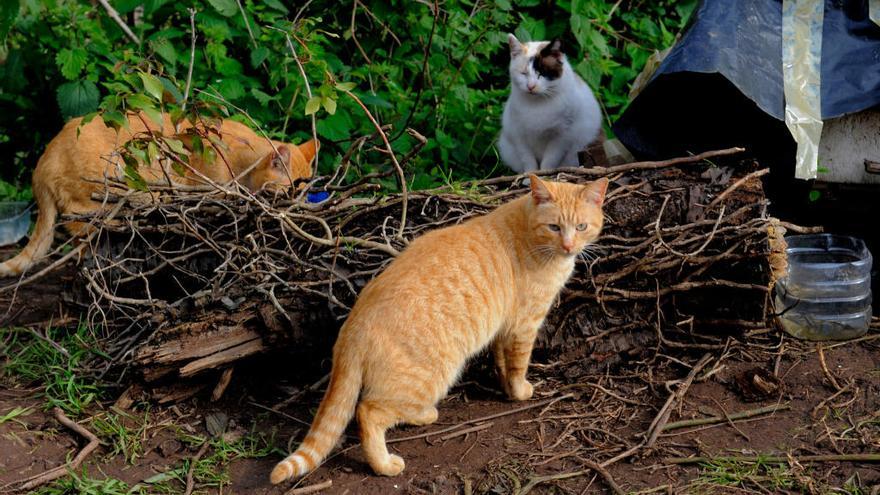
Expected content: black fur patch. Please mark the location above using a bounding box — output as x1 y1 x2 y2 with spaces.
532 39 564 80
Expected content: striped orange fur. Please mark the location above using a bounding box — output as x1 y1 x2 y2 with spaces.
270 175 608 483
0 113 317 277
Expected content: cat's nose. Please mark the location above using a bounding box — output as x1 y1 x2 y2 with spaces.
562 242 574 253
527 82 537 92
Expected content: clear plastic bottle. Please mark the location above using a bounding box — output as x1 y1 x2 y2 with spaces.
775 234 872 340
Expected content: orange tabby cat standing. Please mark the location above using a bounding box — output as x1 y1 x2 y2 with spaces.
0 113 318 277
271 175 608 483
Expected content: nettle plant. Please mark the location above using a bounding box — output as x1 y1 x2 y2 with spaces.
0 0 697 196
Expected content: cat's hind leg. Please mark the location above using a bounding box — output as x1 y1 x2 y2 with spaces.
357 400 406 476
403 404 438 426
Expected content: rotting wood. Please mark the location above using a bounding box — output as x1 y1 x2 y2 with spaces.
180 339 266 377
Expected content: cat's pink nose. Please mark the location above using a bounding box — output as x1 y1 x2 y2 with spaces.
527 82 537 92
562 243 574 253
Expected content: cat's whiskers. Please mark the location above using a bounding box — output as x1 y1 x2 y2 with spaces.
526 244 558 266
576 244 607 266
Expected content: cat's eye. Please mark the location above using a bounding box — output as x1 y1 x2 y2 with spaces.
547 224 561 232
576 223 588 231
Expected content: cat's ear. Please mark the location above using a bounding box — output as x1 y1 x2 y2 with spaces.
507 33 522 56
298 138 319 164
528 174 554 205
271 145 291 169
581 177 609 207
541 39 563 59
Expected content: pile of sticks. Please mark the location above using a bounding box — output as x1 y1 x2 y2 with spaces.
44 143 801 392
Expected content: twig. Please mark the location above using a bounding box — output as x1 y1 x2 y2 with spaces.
286 479 333 495
279 31 319 176
816 343 843 391
184 442 210 495
811 380 853 419
389 0 438 142
662 403 790 431
273 373 330 410
437 422 493 441
10 407 100 490
517 460 624 495
705 168 770 212
474 147 747 188
96 0 141 44
340 88 408 238
664 453 880 465
388 394 574 444
181 8 197 114
654 195 725 258
645 353 712 448
211 367 234 401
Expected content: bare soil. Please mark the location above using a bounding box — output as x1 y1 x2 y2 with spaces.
1 247 879 494
1 329 879 494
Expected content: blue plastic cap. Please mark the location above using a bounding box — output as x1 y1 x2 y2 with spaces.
307 191 330 203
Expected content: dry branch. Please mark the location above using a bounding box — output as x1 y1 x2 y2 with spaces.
8 142 784 388
9 407 100 491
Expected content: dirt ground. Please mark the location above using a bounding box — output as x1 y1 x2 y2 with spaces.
0 250 879 494
1 329 879 493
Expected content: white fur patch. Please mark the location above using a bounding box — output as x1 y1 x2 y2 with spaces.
291 454 307 475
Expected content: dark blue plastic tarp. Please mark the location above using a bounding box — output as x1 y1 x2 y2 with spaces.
613 0 880 160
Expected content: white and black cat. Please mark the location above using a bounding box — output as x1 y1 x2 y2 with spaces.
498 35 602 172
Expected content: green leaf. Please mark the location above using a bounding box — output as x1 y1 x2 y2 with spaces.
359 93 393 109
304 96 322 116
517 17 545 41
321 96 337 115
206 0 237 17
159 77 184 104
149 38 177 67
56 48 88 80
101 110 128 131
250 46 270 68
217 78 245 100
125 94 163 129
316 109 354 141
147 141 159 164
263 0 289 14
191 135 203 156
164 138 186 154
143 471 179 484
172 161 187 177
56 80 100 119
251 87 273 106
335 81 356 92
808 190 821 202
123 161 148 192
139 72 165 101
0 0 19 42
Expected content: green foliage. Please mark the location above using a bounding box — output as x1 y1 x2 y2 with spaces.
0 325 104 416
0 0 696 192
33 470 137 495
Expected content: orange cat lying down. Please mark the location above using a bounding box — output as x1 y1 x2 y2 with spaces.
271 175 608 483
0 113 318 277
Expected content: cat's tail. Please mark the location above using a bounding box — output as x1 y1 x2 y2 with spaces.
270 355 362 484
0 186 56 277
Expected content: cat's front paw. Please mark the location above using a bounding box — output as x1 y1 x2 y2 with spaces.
507 379 534 401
